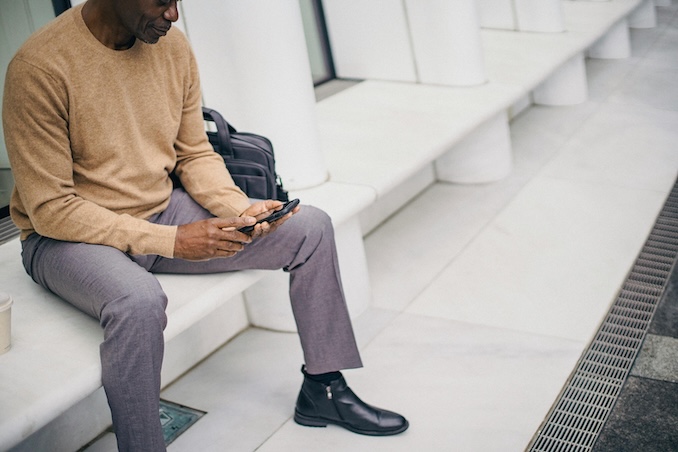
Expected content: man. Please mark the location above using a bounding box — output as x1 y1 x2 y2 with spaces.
2 0 408 450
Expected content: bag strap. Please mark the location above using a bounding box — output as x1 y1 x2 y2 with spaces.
202 107 237 157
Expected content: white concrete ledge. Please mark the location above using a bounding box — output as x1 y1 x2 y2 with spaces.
318 0 642 204
317 81 522 197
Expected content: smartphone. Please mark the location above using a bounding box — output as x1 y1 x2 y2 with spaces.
238 198 300 233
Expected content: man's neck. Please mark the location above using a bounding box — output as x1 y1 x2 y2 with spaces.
81 0 135 50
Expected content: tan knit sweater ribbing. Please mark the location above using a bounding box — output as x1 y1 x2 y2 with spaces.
2 5 251 258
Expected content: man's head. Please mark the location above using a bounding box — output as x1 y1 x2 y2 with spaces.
114 0 180 45
82 0 181 49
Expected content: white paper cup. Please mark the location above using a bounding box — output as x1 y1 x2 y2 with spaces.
0 293 13 355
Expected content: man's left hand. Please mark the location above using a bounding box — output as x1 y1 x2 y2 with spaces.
241 200 300 238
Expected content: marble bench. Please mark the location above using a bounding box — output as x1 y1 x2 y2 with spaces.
315 0 646 235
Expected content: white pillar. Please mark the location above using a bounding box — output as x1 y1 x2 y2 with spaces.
509 93 533 119
244 271 291 331
628 0 657 29
404 0 486 86
435 112 512 184
514 0 565 32
533 53 588 106
244 216 370 332
477 0 564 32
180 0 327 190
587 19 631 59
321 0 417 82
477 0 516 30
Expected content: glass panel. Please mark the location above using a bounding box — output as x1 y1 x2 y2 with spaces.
0 0 58 213
299 0 334 85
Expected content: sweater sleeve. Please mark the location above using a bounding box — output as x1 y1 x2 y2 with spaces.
171 46 252 218
3 58 178 257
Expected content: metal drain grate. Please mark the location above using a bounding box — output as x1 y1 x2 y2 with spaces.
527 182 678 452
0 215 19 246
159 399 206 446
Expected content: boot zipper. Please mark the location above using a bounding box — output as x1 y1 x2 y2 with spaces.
326 386 333 400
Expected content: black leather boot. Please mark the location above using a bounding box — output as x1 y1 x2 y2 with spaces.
294 368 409 436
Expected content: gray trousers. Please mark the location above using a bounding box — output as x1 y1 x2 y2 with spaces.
20 189 362 452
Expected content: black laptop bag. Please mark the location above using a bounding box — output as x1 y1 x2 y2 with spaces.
201 107 289 202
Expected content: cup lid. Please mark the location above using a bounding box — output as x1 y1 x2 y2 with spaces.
0 293 12 309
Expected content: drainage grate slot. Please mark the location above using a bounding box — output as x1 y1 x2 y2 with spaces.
615 295 658 310
569 375 620 396
654 222 678 234
561 386 617 407
589 342 635 360
635 258 673 272
0 217 19 245
639 252 675 264
626 271 666 287
610 304 654 319
586 350 634 369
649 232 678 245
621 282 663 297
598 323 645 340
644 242 678 257
634 261 671 278
527 180 678 452
605 313 650 330
594 332 641 350
662 204 678 214
640 247 677 260
577 364 626 382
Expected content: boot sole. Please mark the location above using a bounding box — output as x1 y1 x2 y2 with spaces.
294 410 409 436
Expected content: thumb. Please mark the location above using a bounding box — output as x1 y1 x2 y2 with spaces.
212 216 256 230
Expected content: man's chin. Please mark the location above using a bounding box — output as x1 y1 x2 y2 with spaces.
138 35 160 45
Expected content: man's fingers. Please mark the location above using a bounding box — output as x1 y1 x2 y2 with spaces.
174 217 257 260
213 215 256 231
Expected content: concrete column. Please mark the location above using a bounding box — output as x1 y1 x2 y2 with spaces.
404 0 486 86
180 0 327 190
587 19 631 59
478 0 564 32
435 112 512 184
477 0 516 30
655 0 672 6
321 0 417 82
323 0 486 86
628 0 657 29
533 53 588 106
514 0 565 32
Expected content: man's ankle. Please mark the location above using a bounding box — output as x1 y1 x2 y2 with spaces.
302 365 342 385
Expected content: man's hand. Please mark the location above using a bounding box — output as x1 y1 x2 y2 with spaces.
174 216 256 261
241 199 300 238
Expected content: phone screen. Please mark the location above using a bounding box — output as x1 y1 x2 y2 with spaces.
252 206 280 222
239 198 300 233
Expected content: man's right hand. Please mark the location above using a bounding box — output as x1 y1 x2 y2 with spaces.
173 216 257 261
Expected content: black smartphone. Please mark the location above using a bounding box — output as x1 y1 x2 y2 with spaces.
238 198 300 233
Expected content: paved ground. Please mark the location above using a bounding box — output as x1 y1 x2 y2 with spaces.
594 259 678 451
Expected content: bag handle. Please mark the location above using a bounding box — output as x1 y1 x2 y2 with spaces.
202 107 237 157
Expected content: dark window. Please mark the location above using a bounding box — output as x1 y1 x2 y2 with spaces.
52 0 72 15
299 0 335 86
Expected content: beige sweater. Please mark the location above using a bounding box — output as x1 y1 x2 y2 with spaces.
2 5 250 258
